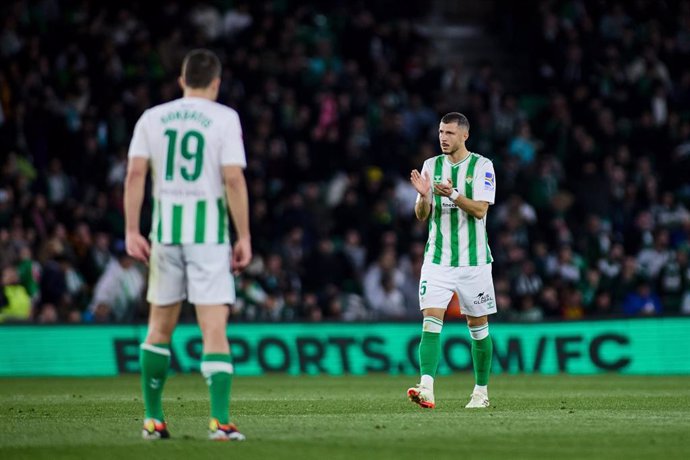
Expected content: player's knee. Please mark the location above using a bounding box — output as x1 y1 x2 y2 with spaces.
198 314 227 336
466 315 488 328
422 307 445 321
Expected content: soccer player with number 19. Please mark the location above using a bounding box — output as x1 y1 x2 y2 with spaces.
408 112 496 409
125 49 251 440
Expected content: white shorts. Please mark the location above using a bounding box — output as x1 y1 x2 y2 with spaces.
147 243 235 305
419 263 497 317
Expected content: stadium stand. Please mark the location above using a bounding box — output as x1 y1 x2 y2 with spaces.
0 0 689 323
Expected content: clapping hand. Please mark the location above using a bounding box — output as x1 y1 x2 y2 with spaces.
410 169 431 196
433 178 454 197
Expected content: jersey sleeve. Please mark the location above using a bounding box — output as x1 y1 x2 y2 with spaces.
220 111 247 167
415 159 433 203
127 111 150 159
473 159 496 204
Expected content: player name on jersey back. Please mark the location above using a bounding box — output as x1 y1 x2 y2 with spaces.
128 97 247 244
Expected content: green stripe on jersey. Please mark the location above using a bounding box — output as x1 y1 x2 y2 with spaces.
450 165 460 266
465 154 479 265
485 229 492 263
172 204 183 244
432 156 444 264
217 198 226 244
155 199 163 243
195 200 207 243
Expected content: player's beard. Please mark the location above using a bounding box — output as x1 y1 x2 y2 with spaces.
442 145 459 156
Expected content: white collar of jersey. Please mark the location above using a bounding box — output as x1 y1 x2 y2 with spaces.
445 152 473 166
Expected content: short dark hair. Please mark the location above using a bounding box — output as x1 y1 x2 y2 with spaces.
441 112 470 131
181 49 221 89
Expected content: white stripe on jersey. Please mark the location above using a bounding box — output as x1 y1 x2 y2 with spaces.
128 97 245 244
421 152 495 267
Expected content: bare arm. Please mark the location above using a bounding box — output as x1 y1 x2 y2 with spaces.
434 179 490 219
223 165 250 239
452 195 490 219
223 165 252 273
124 157 150 263
415 197 431 221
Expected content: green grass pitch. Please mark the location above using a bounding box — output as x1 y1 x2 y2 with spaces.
1 374 689 460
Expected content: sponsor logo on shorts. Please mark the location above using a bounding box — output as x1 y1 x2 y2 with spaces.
473 292 494 306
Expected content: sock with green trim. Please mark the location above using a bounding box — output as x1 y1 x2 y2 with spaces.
140 343 171 421
469 324 492 390
419 317 443 390
201 353 234 425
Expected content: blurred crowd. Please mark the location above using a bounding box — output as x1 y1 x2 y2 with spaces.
1 0 689 324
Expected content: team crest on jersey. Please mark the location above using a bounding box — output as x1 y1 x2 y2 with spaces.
484 172 494 191
465 176 473 185
434 175 443 184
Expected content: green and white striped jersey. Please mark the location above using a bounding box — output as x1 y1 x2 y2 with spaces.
128 97 246 244
418 152 496 267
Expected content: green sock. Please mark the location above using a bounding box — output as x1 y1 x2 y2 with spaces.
471 335 493 386
140 343 171 421
201 353 234 425
419 317 443 378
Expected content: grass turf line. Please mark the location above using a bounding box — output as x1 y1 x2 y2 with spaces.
1 374 689 460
